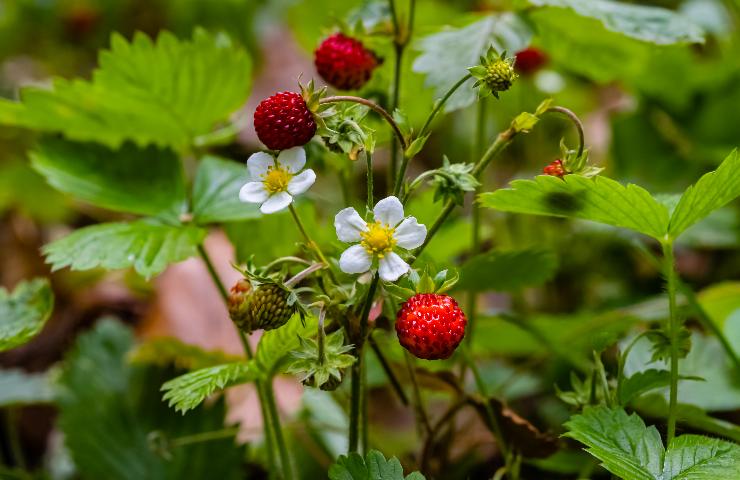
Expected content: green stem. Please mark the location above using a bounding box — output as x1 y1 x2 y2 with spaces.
170 427 242 448
366 151 374 212
368 334 409 405
264 380 295 480
663 240 680 444
404 350 433 436
288 204 338 284
4 408 25 469
361 348 369 454
196 245 276 470
319 96 408 151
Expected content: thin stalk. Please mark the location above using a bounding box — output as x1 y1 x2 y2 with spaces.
196 245 276 470
368 334 409 405
366 151 374 212
404 350 433 436
663 241 680 443
361 348 369 454
288 204 338 284
170 427 242 448
545 106 585 157
4 408 25 469
264 381 295 480
320 96 408 151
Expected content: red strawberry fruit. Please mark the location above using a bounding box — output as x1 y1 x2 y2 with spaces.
254 91 317 150
515 47 548 76
395 293 467 360
543 159 566 178
314 33 379 91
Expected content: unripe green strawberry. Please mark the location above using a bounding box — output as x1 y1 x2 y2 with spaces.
484 59 517 94
247 283 295 332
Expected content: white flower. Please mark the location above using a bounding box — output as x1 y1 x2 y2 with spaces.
238 147 316 214
334 196 427 282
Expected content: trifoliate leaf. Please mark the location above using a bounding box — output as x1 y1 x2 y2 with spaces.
191 155 260 224
161 362 254 414
31 137 187 222
329 449 426 480
479 174 670 240
457 248 558 292
0 369 56 407
43 220 206 279
0 29 251 150
0 278 54 352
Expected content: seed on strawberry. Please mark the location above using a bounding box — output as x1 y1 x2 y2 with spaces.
228 280 295 333
543 159 566 178
254 91 317 150
515 47 548 76
395 293 467 360
314 33 379 91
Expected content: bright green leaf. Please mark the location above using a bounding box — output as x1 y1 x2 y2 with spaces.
663 434 740 479
191 155 260 224
0 369 55 407
479 174 670 239
413 14 530 112
43 221 206 279
457 248 558 292
329 449 426 480
0 278 54 352
161 362 254 414
31 138 186 221
619 369 674 406
669 150 740 237
0 29 251 150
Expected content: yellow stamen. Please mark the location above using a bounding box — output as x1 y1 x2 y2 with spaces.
360 222 396 258
262 163 292 193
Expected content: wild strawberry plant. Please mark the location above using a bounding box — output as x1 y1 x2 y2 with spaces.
1 1 740 479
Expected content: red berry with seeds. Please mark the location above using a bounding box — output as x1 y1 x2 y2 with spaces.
515 47 548 76
314 33 379 91
254 91 317 150
395 293 467 360
543 159 566 178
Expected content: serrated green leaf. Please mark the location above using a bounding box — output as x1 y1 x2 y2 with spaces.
0 369 55 407
31 138 186 221
413 14 530 112
663 434 740 479
161 362 254 414
479 174 670 239
564 406 665 480
457 247 558 292
0 29 251 150
255 314 318 380
191 155 260 224
668 150 740 237
43 221 206 279
129 337 240 371
329 449 426 480
0 278 54 352
619 369 672 406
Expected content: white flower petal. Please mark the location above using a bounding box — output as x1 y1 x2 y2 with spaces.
287 169 316 196
378 252 409 282
335 207 368 242
373 196 404 227
247 152 275 179
339 244 373 274
260 192 293 214
277 147 306 173
239 182 269 204
394 217 427 250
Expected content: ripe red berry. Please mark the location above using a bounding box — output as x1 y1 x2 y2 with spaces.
314 33 379 90
515 47 548 76
254 91 317 150
543 159 566 178
395 293 467 360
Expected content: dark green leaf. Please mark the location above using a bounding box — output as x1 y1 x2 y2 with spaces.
457 247 558 292
191 155 260 224
43 220 206 279
0 278 54 352
255 314 317 380
31 138 186 221
329 449 426 480
619 369 672 406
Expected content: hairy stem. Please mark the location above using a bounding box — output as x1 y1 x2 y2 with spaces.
366 150 374 211
546 106 585 157
320 96 408 151
288 204 338 284
663 240 680 443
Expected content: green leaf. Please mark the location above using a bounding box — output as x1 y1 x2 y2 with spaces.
457 247 558 292
564 406 665 480
161 362 254 414
663 435 740 479
669 150 740 237
31 138 186 221
479 174 670 239
329 449 427 480
43 220 206 279
129 337 240 371
191 155 260 224
0 29 251 150
255 314 318 380
413 14 531 112
619 369 673 406
0 278 54 352
0 369 55 407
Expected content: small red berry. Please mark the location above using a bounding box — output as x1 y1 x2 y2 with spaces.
515 47 548 76
395 293 467 360
254 91 317 150
543 159 566 178
314 33 379 91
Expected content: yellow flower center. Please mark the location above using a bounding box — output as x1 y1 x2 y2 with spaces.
262 164 292 193
360 222 397 258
